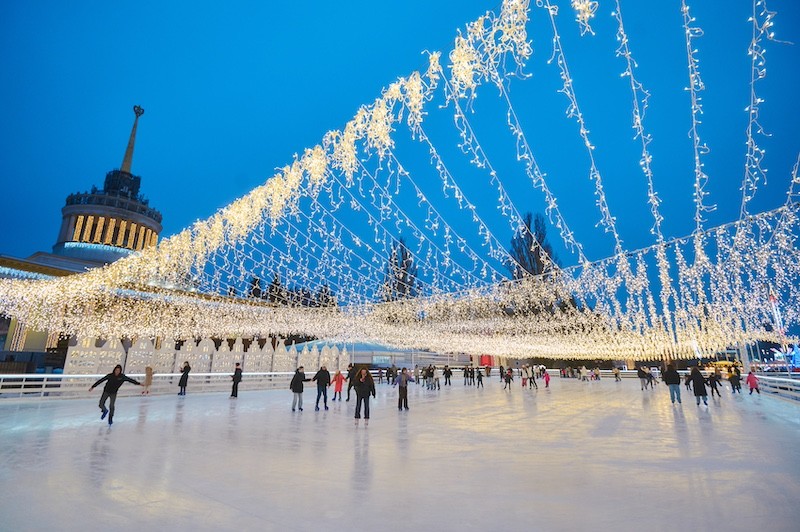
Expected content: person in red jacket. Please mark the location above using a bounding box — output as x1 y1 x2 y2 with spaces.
745 371 761 395
89 365 142 425
331 370 346 401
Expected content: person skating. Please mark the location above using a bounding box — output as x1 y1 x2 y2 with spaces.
688 367 709 406
730 367 743 393
443 365 452 386
394 367 414 410
312 365 331 410
476 369 484 388
663 364 682 404
354 368 376 426
331 370 345 401
708 369 723 398
746 371 761 395
178 361 191 395
290 366 311 411
613 367 621 382
637 366 648 390
345 363 356 401
88 364 142 425
230 362 242 398
503 368 513 390
142 366 153 395
543 370 550 388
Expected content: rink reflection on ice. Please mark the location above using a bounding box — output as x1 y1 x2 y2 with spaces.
1 376 799 532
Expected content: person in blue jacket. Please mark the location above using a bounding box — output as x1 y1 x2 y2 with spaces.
89 364 142 425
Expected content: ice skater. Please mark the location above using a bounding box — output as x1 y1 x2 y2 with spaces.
312 365 331 410
178 361 191 396
688 367 709 406
331 369 345 401
394 367 414 410
89 364 142 425
230 362 242 398
730 367 742 393
503 368 513 390
345 363 356 401
708 369 722 398
543 370 550 388
476 369 484 388
290 366 311 411
354 368 376 426
663 364 682 404
746 371 760 395
142 366 153 395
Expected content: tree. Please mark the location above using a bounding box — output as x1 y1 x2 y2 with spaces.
315 284 338 307
267 274 287 305
383 238 418 301
508 212 557 280
248 276 262 299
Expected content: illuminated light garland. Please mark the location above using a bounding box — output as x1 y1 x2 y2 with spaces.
572 0 599 36
738 0 786 219
681 0 716 234
0 0 797 362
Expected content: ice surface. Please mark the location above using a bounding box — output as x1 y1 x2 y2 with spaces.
1 376 799 532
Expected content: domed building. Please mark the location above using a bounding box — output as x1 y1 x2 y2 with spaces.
0 106 162 362
53 105 162 264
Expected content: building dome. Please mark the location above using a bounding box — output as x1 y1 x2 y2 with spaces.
53 106 162 264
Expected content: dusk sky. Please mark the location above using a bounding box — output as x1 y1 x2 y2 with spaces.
1 0 798 279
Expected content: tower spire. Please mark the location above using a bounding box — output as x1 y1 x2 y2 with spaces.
120 105 144 174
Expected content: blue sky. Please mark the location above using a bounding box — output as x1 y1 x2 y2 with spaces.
1 0 798 285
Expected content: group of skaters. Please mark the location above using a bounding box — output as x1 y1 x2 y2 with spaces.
560 366 606 381
643 363 761 406
87 359 765 426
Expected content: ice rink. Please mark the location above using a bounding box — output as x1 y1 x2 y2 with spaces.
1 374 799 532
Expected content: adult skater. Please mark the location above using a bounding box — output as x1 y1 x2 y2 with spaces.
708 369 723 398
613 367 621 382
688 367 709 406
88 364 142 425
142 366 153 395
443 365 452 386
345 363 356 401
637 366 648 391
394 367 414 410
730 367 742 393
312 365 331 411
503 368 513 390
353 368 376 426
476 369 484 388
178 361 191 396
230 362 242 398
290 366 311 411
331 369 345 401
663 364 682 404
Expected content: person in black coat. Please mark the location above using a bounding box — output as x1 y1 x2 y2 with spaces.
230 363 242 398
662 364 682 404
312 365 331 411
89 364 142 425
178 361 191 396
345 363 356 401
353 368 376 426
290 366 311 411
688 367 709 406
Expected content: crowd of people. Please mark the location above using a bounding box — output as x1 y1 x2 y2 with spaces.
87 358 767 426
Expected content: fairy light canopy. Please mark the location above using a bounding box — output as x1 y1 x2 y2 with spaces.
0 0 798 361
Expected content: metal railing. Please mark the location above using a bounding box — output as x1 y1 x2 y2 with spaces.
754 375 800 402
0 372 295 400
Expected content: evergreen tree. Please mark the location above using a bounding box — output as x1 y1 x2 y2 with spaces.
383 238 418 301
508 212 557 279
